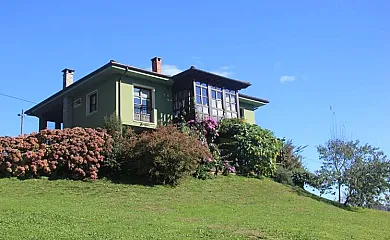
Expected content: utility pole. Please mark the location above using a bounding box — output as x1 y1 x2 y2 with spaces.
18 109 25 135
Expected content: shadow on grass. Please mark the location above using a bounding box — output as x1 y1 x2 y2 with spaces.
290 186 359 212
104 174 157 187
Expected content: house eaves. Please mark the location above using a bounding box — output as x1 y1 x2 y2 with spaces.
238 93 269 104
172 66 251 90
238 93 269 110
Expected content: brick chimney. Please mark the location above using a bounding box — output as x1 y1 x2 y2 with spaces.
62 68 74 89
151 57 162 74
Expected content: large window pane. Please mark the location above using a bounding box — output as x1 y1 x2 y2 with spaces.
196 87 201 95
196 96 201 104
217 101 222 109
202 97 208 105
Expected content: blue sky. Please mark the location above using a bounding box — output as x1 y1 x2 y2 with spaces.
1 1 389 194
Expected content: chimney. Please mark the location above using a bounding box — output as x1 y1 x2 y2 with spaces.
151 57 162 74
62 68 74 89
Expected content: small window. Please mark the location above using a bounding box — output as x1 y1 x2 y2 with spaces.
240 108 245 118
224 89 237 119
73 98 81 108
86 90 98 115
195 81 209 119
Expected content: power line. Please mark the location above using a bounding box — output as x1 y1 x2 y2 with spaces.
303 157 323 164
0 92 37 104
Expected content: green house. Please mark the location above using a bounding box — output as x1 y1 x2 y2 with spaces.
26 57 269 130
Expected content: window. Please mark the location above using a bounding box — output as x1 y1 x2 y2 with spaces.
239 108 245 119
173 90 191 117
86 91 98 115
193 81 240 121
73 98 81 108
211 86 224 121
225 89 237 119
133 87 152 122
195 81 209 119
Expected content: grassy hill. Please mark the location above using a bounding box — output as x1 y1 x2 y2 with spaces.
0 176 389 240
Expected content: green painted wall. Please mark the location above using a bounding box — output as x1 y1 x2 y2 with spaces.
119 76 173 129
71 79 116 128
239 101 256 124
65 72 257 129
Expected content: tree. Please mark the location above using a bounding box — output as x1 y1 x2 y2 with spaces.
276 139 306 171
343 144 390 207
316 139 390 207
316 139 356 203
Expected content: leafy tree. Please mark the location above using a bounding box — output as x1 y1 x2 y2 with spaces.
274 139 316 189
316 139 356 203
316 139 390 207
343 144 390 207
276 139 306 171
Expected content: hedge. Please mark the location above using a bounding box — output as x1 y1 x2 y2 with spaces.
0 127 112 180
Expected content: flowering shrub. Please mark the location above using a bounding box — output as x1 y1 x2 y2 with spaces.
218 118 282 177
177 117 224 178
186 117 219 144
0 128 112 180
121 125 211 185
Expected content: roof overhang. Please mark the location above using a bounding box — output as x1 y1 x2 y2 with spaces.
172 67 251 90
111 62 173 84
238 93 269 110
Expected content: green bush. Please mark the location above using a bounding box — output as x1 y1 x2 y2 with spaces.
276 139 306 171
274 167 294 186
218 119 282 177
101 114 132 178
273 166 316 189
121 126 211 185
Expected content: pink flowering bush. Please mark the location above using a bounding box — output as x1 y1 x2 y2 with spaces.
0 128 112 180
186 117 219 144
176 117 225 178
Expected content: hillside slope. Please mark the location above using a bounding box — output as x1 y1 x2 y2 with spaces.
0 177 389 239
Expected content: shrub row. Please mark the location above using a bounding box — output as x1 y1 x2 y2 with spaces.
0 128 112 180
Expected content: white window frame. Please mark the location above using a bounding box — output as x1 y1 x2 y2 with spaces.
73 98 82 108
86 90 98 116
132 84 155 123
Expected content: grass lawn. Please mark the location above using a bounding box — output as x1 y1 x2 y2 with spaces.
0 176 389 240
